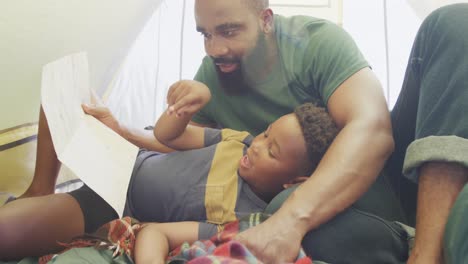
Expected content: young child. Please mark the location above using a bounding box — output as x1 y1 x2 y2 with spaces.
131 83 338 264
0 83 337 261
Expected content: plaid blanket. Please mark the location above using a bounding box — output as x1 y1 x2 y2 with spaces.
167 213 312 264
40 213 312 264
39 217 141 264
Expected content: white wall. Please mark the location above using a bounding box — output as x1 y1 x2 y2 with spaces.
343 0 422 108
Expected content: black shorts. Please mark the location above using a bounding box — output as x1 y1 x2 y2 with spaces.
69 184 119 233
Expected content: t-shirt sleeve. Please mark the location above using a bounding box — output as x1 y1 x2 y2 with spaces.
204 127 223 147
300 21 369 103
204 128 251 147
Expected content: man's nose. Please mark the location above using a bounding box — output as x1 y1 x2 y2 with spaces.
205 37 229 57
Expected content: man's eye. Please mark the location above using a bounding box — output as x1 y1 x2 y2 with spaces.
200 32 211 39
221 30 235 37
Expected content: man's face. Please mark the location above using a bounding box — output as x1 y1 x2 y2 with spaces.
195 0 269 94
237 113 309 201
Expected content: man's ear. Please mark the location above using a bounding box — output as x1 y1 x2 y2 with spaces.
260 8 274 33
282 176 308 189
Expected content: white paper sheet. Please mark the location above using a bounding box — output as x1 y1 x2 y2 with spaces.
41 52 138 216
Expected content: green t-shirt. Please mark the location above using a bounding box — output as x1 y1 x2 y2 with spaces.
192 14 369 136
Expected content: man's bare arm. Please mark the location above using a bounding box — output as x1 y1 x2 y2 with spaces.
236 67 394 262
289 66 394 230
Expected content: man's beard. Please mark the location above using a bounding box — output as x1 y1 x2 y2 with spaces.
213 33 268 96
214 61 251 95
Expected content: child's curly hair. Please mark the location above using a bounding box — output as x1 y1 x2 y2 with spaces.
294 102 338 174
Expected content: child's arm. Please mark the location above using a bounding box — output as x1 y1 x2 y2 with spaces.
134 221 200 264
153 80 211 150
82 99 173 153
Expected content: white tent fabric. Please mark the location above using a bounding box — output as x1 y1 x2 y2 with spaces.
0 0 162 131
0 0 162 200
106 0 206 130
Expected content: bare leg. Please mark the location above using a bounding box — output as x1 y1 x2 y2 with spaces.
19 106 61 198
0 193 84 260
408 162 468 264
135 224 169 264
135 222 199 264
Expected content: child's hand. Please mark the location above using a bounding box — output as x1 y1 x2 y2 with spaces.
166 80 211 117
82 90 123 136
82 103 123 136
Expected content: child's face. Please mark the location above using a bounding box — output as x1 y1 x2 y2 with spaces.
238 113 308 199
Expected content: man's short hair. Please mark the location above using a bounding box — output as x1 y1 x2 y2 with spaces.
294 102 338 174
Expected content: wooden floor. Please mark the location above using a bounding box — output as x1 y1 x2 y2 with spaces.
0 139 78 204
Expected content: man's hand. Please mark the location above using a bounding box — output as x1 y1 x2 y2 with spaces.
166 80 211 117
235 213 304 263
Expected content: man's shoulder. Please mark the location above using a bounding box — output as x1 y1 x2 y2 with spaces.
274 13 345 56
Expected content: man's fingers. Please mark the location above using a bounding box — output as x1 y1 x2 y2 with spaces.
166 84 177 105
174 87 190 104
166 81 183 103
175 104 201 117
167 83 187 106
168 103 198 117
169 95 199 114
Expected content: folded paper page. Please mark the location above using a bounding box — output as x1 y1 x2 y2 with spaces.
41 52 138 216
